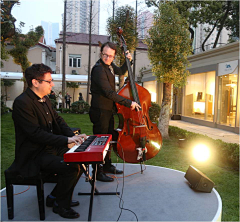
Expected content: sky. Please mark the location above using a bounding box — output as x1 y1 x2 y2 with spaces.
12 0 151 36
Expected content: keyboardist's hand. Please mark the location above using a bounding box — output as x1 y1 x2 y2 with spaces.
68 134 87 148
68 143 76 149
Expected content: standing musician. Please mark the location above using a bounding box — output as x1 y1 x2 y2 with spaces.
89 42 141 182
10 63 87 219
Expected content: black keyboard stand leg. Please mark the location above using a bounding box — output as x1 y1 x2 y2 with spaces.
88 164 97 221
78 164 120 221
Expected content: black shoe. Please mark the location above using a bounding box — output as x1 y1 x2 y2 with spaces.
103 164 123 174
96 171 114 182
53 203 80 219
46 195 80 207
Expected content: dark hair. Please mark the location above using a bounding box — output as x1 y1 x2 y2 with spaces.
101 42 117 55
25 63 52 87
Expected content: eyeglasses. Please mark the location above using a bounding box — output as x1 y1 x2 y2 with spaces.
36 79 54 84
101 53 115 59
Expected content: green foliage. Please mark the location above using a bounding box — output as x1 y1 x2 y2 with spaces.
225 1 239 40
1 79 15 87
169 126 239 169
67 81 79 89
66 81 79 102
148 102 160 123
1 79 16 104
49 98 57 108
0 0 19 67
146 1 239 49
71 100 90 114
145 3 192 88
9 25 44 72
1 43 9 68
1 96 9 114
61 108 71 113
106 5 138 65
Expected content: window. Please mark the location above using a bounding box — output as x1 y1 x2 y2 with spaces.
69 54 81 68
184 71 215 122
217 60 239 127
217 74 238 127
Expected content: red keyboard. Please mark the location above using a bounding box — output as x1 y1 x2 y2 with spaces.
64 134 112 163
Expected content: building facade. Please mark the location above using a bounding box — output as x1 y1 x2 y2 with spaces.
142 41 239 133
65 0 100 34
54 32 150 103
182 42 239 133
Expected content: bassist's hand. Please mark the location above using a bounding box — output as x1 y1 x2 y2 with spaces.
125 50 132 61
131 101 141 111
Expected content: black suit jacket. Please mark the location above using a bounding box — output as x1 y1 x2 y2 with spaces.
11 88 74 177
90 59 132 111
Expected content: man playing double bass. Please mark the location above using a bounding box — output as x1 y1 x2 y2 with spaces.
89 42 141 182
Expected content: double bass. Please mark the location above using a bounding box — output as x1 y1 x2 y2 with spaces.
114 27 162 163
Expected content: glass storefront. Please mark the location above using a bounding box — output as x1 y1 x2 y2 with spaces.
184 71 215 121
143 80 157 102
217 74 238 126
217 60 239 127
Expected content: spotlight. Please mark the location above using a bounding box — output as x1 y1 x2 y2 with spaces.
192 144 210 162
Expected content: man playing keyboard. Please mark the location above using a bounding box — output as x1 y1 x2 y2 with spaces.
10 63 87 219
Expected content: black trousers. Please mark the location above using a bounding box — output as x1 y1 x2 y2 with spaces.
66 101 70 109
89 107 116 166
37 147 81 208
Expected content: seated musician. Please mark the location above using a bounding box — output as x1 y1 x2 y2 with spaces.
89 42 141 182
10 63 87 219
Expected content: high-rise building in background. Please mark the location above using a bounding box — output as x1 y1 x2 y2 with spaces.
41 21 59 47
137 11 153 39
65 0 100 34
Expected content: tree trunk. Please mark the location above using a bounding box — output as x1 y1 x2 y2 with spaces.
213 1 231 48
202 21 218 52
62 0 67 110
189 26 194 53
86 0 93 104
158 82 172 139
23 72 27 91
73 88 75 102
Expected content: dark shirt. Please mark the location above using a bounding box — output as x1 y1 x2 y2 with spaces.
90 59 132 111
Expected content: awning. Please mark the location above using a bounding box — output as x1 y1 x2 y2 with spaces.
1 72 119 83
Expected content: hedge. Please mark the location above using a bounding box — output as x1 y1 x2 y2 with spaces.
169 126 239 170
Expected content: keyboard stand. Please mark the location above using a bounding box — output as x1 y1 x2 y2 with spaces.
79 164 120 221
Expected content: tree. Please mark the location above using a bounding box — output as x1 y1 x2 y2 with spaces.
106 5 138 88
225 1 239 42
66 81 79 102
0 0 19 67
145 0 239 51
1 79 16 104
9 26 44 90
145 2 192 139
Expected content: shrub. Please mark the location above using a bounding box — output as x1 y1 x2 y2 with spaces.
1 96 10 115
49 98 57 108
169 126 239 170
61 108 70 113
71 100 90 114
149 102 161 123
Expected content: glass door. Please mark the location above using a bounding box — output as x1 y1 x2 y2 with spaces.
217 74 238 127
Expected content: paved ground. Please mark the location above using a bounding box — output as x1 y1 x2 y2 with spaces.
169 120 240 144
1 164 222 221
